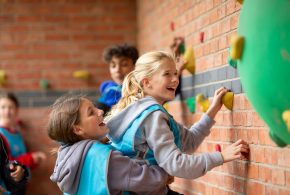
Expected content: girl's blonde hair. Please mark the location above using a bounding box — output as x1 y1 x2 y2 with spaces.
107 51 175 118
47 95 84 145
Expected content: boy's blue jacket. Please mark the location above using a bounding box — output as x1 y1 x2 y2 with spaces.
98 80 122 108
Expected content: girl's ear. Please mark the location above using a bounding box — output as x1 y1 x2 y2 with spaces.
141 78 151 88
72 125 84 136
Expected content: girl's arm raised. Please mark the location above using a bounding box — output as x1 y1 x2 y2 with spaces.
142 112 223 179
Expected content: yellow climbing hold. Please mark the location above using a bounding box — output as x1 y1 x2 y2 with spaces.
237 0 243 4
73 70 90 80
230 35 245 60
222 92 234 110
196 93 209 112
183 47 195 74
282 110 290 132
0 70 6 86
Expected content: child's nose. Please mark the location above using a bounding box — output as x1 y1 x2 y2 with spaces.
97 109 104 116
172 75 179 83
115 64 122 73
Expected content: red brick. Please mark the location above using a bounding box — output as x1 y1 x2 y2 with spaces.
277 149 290 168
230 13 239 30
250 146 265 163
259 166 272 182
271 169 285 185
259 129 276 146
279 189 290 195
248 163 259 180
233 178 246 193
286 170 290 187
265 186 279 195
246 181 265 195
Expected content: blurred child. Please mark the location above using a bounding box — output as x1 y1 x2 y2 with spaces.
0 135 29 194
106 51 249 191
95 44 139 115
0 92 46 194
48 95 170 194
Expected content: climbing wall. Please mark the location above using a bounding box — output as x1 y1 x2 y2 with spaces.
137 0 290 194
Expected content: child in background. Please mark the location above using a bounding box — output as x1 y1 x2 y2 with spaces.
0 92 47 194
95 44 139 115
106 51 249 191
0 135 29 194
48 95 170 195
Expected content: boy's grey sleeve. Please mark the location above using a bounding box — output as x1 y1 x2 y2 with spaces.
107 150 168 194
143 111 223 179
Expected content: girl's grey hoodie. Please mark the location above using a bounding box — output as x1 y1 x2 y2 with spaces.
50 139 168 195
107 96 224 179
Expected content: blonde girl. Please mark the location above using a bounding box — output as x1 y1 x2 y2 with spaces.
106 51 249 181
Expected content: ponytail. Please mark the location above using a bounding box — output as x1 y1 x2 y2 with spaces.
106 51 175 120
107 71 144 118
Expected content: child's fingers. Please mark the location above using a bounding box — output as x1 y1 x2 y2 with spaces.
10 166 24 182
9 164 16 171
214 87 225 96
10 166 21 175
233 139 243 146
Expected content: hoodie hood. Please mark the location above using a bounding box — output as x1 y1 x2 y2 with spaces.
106 96 159 143
50 140 95 194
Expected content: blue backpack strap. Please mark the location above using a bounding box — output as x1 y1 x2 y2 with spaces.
111 105 161 156
111 104 182 166
158 106 182 149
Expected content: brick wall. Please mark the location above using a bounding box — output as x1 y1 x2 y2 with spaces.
137 0 290 194
0 0 136 194
0 0 136 91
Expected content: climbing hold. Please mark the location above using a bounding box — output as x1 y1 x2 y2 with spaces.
237 0 290 146
170 37 185 56
163 102 169 112
228 57 238 69
73 70 90 80
183 47 195 74
185 97 195 113
196 93 209 112
230 35 244 60
215 144 221 152
282 110 290 132
269 131 287 147
199 32 205 43
39 79 49 90
170 21 175 31
0 70 6 86
228 47 238 68
236 0 243 4
178 43 185 55
222 92 234 110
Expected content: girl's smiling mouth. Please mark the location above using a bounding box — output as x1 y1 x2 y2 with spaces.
98 122 106 126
